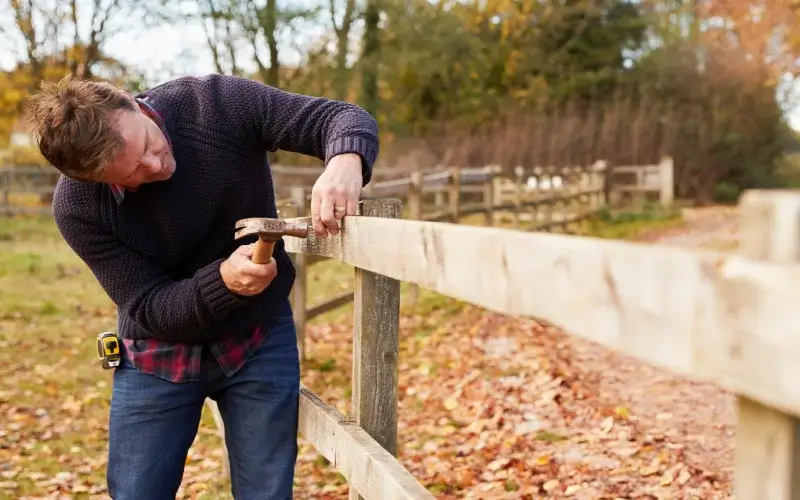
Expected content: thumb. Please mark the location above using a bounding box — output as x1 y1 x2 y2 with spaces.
235 243 255 257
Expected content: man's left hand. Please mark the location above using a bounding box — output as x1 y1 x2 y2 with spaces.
310 153 363 237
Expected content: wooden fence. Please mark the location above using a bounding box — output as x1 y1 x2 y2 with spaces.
0 158 674 217
0 167 60 215
1 160 676 364
274 159 674 361
210 189 800 498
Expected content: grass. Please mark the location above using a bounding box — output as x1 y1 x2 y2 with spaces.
0 203 685 499
0 214 473 499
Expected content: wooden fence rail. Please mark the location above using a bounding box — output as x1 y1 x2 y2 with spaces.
277 159 676 360
280 162 610 360
1 158 673 218
214 189 799 499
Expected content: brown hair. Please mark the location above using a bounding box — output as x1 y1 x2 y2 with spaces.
25 75 137 180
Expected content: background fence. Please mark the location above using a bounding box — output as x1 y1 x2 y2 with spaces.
1 158 674 218
0 159 677 367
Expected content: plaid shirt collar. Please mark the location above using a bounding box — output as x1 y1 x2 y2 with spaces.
110 98 171 204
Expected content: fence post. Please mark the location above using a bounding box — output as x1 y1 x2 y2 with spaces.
659 156 674 207
593 160 607 209
514 166 524 228
205 399 230 483
605 161 617 207
349 197 402 500
290 186 308 362
448 167 460 223
735 190 800 499
406 172 422 306
1 170 9 217
483 165 495 226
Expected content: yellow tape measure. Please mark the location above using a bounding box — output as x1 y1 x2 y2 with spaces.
96 331 121 369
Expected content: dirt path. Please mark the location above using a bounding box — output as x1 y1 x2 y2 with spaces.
635 205 740 251
548 205 742 498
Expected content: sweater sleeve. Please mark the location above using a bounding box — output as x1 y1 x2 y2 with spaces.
213 75 379 186
53 193 248 343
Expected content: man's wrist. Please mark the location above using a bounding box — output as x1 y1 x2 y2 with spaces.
326 153 363 171
219 259 236 293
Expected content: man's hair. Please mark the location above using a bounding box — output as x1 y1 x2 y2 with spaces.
25 75 137 180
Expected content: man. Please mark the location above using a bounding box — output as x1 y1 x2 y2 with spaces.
24 73 379 499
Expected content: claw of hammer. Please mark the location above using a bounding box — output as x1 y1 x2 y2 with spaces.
234 217 310 264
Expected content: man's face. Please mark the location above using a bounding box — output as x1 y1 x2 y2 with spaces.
99 108 176 189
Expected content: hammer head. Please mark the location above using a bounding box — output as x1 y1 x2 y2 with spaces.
234 217 310 241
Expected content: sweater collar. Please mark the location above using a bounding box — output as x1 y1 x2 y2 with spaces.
110 98 171 204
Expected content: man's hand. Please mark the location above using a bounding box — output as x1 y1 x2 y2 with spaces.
310 153 363 237
220 244 278 296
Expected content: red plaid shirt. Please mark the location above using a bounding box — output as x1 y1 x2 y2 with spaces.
111 98 267 383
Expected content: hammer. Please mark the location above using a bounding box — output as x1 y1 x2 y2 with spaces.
234 217 310 264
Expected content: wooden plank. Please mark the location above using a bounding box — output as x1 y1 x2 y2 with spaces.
459 167 492 184
282 205 800 418
290 187 308 361
659 156 674 207
612 164 659 174
614 185 661 192
423 211 453 222
407 172 423 305
204 400 230 481
299 387 433 500
306 291 355 320
735 190 800 500
349 198 402 500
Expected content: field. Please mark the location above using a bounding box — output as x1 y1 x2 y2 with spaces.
0 206 740 499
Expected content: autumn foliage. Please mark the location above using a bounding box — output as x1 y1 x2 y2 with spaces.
1 0 799 201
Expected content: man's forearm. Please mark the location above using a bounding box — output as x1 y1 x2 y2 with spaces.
120 258 248 342
55 209 248 343
217 75 379 183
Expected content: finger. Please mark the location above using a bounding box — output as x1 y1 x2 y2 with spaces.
333 188 348 221
235 243 255 257
264 259 278 283
310 186 326 237
265 258 277 278
240 258 275 278
319 189 339 236
346 186 360 216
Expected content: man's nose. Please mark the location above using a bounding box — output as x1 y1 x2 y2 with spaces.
141 152 162 172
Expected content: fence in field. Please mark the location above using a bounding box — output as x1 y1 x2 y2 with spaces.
0 158 674 218
210 189 800 499
272 159 673 361
1 160 676 361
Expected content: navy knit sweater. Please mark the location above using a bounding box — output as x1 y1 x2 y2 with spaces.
52 74 378 344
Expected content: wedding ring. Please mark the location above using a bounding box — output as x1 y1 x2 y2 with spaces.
334 206 346 213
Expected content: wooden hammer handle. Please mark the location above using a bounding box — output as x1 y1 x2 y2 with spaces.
252 238 276 264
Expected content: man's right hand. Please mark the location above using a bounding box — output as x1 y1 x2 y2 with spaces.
220 244 278 296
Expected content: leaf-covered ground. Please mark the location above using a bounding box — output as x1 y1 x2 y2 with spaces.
0 207 739 499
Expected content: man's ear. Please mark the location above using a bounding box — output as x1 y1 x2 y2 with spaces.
96 81 138 110
123 92 138 109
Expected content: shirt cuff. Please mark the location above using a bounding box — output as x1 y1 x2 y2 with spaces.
195 258 249 320
325 136 378 186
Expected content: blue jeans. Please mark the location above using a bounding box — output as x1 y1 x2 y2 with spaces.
106 305 300 499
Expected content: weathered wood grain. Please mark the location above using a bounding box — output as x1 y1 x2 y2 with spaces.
735 190 800 500
282 209 800 418
349 198 403 500
299 386 434 500
306 291 355 320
